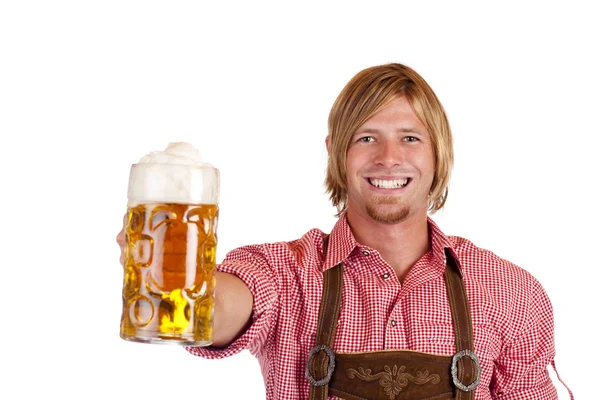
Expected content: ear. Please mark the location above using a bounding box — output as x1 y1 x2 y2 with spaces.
325 136 331 156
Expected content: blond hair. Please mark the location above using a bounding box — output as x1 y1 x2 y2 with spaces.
325 63 453 215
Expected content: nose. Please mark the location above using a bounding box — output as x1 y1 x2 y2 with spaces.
375 139 404 168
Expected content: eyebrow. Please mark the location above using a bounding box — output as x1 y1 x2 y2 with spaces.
354 127 423 135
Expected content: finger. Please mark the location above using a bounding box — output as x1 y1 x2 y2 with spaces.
116 213 127 246
116 227 125 247
117 213 127 265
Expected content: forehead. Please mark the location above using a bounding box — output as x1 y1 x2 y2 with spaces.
357 96 427 132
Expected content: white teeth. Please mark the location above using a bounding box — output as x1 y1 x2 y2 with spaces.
369 178 409 189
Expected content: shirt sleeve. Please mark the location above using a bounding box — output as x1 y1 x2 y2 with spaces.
186 243 280 360
490 279 559 399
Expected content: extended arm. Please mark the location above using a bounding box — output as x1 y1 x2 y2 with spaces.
211 271 253 347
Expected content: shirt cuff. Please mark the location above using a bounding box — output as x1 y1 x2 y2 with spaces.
494 376 558 400
185 257 278 360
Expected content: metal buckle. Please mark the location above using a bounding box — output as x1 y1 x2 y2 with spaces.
305 344 336 387
451 349 481 392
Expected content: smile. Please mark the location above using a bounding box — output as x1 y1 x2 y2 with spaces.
367 178 410 189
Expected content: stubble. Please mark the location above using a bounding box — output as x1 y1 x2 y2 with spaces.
365 195 410 224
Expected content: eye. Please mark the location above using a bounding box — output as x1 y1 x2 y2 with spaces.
357 136 375 143
403 136 419 142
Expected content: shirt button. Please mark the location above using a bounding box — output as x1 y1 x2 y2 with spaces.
362 250 370 256
382 273 390 280
389 319 396 327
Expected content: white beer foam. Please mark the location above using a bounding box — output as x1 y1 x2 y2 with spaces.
138 142 204 165
127 142 220 206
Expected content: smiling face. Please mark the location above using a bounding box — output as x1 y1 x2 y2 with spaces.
345 96 435 224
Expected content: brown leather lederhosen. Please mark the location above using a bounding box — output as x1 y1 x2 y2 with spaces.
306 237 481 400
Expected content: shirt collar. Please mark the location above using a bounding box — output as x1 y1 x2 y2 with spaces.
323 213 358 271
323 214 462 274
427 217 463 274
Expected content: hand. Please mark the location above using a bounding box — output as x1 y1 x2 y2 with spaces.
116 213 126 266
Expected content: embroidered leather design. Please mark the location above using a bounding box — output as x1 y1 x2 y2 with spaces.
346 365 441 399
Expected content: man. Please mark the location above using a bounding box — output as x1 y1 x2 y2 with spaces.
118 63 570 399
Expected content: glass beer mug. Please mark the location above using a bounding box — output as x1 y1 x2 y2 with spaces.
120 142 219 346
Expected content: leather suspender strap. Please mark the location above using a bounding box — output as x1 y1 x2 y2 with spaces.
444 248 480 400
307 236 344 400
308 264 344 400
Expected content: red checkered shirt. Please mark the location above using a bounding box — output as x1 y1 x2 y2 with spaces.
187 215 564 399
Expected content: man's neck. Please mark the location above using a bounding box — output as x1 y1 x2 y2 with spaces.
347 208 430 282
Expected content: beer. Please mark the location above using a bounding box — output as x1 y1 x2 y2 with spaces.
120 143 219 345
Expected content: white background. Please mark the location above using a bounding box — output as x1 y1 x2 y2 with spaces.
0 1 597 399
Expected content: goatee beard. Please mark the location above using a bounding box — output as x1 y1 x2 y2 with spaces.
365 196 409 224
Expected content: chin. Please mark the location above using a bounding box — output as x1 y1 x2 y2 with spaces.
366 205 410 224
